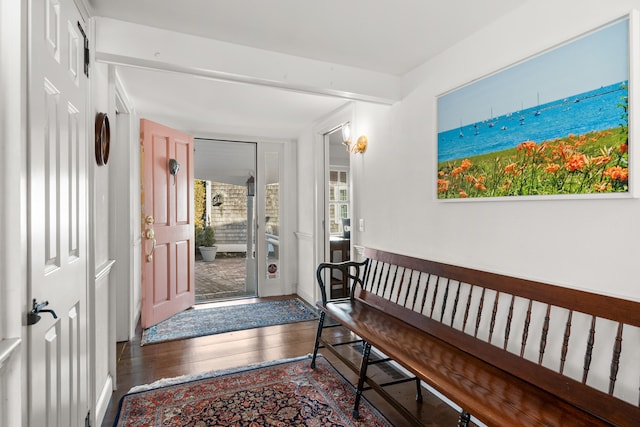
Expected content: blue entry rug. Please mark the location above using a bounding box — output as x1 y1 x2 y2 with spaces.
141 298 318 345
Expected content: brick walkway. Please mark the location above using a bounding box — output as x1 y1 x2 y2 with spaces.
195 254 254 303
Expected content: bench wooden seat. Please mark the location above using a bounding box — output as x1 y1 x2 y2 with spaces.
311 248 640 426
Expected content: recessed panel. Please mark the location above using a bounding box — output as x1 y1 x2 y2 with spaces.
68 305 80 426
68 103 79 258
153 243 169 304
152 135 169 226
46 0 60 61
67 21 79 83
175 140 189 224
45 325 60 427
44 79 60 270
175 240 190 294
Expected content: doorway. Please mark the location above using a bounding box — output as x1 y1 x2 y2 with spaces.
324 127 351 299
194 139 258 302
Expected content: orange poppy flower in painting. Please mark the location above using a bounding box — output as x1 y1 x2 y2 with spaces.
504 163 518 174
619 143 628 154
604 166 628 182
517 141 537 156
517 141 536 151
458 190 468 198
451 158 472 178
544 163 560 173
437 179 450 193
565 154 587 171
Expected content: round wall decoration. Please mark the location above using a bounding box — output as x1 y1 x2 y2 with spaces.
95 112 110 166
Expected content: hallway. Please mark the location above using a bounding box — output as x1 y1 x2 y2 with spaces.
101 297 461 426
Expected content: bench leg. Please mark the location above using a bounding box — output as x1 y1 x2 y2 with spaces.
415 377 423 402
310 311 325 369
458 410 471 427
353 341 372 418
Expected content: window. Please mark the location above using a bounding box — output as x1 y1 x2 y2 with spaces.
329 169 349 235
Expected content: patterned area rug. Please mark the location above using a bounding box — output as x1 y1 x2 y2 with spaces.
114 355 391 427
141 298 318 345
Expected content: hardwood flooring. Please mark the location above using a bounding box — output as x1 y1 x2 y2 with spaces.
101 296 461 426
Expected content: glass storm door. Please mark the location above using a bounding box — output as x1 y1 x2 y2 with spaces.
258 142 286 296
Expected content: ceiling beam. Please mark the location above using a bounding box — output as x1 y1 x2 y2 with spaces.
94 17 400 105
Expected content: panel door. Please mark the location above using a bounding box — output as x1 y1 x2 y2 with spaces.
27 0 89 426
140 119 195 328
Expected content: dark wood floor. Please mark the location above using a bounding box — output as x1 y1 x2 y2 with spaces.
101 296 461 426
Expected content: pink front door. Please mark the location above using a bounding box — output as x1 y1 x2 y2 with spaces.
140 119 195 328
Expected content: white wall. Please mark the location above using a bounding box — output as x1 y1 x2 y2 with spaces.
296 130 317 302
352 0 640 301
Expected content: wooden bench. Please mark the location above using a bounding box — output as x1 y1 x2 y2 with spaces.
310 247 640 426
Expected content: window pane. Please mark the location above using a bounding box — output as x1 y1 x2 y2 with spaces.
329 170 349 235
265 152 280 279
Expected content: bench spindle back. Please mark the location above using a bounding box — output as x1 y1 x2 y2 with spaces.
355 248 640 425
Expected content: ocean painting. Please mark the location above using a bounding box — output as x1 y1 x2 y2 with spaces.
437 18 629 199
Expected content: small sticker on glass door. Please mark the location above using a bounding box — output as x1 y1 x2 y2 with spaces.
267 262 279 279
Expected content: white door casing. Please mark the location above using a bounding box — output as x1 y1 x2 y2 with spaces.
27 0 89 425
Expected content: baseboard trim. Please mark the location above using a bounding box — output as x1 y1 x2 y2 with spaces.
95 373 113 427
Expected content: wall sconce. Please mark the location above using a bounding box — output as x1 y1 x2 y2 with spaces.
246 175 255 197
341 122 368 154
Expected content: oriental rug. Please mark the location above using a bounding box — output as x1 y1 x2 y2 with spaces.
113 355 392 427
141 298 318 345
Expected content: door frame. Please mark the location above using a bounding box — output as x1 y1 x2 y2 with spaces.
111 69 139 342
313 104 355 304
1 1 28 426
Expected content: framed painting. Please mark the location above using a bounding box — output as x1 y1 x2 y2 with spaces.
437 16 634 200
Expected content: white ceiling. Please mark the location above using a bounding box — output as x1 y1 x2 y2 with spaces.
91 0 528 140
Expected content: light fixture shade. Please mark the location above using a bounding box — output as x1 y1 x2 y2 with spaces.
341 122 351 143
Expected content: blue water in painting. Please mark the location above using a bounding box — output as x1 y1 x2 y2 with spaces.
437 81 628 163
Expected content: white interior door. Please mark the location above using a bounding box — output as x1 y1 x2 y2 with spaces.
27 0 89 425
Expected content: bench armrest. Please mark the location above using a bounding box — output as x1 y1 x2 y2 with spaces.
316 259 369 304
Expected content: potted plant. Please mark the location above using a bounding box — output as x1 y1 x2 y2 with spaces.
196 225 217 262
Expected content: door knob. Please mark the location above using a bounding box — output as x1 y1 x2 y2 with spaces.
143 229 154 239
27 299 58 326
